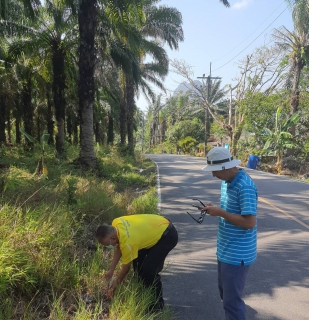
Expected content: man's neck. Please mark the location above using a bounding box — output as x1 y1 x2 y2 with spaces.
225 168 239 182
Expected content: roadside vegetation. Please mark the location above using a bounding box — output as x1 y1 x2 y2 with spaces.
0 145 174 319
1 0 309 317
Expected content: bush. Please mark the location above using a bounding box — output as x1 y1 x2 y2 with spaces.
179 136 197 155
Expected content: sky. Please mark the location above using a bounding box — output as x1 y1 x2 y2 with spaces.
137 0 294 111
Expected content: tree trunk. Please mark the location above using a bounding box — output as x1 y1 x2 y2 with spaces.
231 121 244 156
126 77 135 156
46 83 54 145
0 95 6 145
107 112 114 145
289 61 303 136
15 115 21 144
67 107 72 144
52 40 66 158
119 93 127 146
22 79 34 148
94 121 104 145
78 0 97 167
73 116 78 146
5 106 11 144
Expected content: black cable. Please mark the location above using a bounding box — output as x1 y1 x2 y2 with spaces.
212 1 286 63
212 6 289 73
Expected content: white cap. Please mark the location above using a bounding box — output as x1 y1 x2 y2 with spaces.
202 147 240 171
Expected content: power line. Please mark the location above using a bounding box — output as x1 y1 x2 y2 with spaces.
212 1 286 63
212 6 289 73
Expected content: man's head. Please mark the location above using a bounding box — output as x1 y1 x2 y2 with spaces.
202 147 241 181
96 224 118 247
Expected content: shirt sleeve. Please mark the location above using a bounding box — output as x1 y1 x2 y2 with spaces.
239 185 257 216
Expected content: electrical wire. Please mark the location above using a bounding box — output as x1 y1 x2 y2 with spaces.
212 1 286 63
212 5 289 73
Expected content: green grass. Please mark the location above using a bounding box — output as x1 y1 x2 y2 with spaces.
0 145 169 319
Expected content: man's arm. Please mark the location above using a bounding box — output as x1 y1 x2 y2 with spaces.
205 205 256 229
105 245 122 280
107 262 131 298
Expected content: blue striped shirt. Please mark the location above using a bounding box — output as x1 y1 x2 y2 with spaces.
217 169 258 266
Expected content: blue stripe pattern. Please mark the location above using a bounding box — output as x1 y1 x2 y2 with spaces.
217 169 258 266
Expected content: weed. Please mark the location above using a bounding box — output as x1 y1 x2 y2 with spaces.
0 146 165 319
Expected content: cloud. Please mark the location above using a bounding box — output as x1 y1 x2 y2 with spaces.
232 0 253 9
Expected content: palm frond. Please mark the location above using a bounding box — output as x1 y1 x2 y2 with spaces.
142 5 184 50
219 0 230 8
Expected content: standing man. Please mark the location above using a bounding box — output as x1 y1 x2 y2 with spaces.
202 147 258 320
96 214 178 311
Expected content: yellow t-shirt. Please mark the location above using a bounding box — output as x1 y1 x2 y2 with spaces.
112 214 170 264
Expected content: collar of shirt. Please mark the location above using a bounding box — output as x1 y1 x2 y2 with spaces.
225 168 244 187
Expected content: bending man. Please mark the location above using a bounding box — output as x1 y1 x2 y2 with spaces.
96 214 178 311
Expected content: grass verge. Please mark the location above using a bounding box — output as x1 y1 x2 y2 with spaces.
0 145 171 319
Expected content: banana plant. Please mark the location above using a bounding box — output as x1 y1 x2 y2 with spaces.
263 107 300 170
19 128 50 176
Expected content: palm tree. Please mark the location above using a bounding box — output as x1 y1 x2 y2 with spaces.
2 1 78 157
148 94 166 147
124 3 184 156
76 0 151 166
274 0 309 134
0 0 39 20
190 79 227 155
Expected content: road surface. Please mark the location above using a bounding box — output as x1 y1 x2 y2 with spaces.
144 154 309 320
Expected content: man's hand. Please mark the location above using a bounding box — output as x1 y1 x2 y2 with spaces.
106 278 117 298
205 204 256 229
205 205 224 217
104 269 114 281
106 286 115 298
202 202 213 213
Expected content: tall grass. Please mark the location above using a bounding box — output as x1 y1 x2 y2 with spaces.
0 145 169 319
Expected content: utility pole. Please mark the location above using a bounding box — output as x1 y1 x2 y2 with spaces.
197 62 221 157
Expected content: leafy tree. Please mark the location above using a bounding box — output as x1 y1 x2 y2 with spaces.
229 45 289 154
165 118 203 152
263 106 300 170
161 92 192 126
179 136 197 154
240 91 289 146
274 0 309 134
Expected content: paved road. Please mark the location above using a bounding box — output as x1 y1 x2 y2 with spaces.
144 154 309 320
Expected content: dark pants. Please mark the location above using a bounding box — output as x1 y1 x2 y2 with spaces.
132 223 178 308
218 260 250 320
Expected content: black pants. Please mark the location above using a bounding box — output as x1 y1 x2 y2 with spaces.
132 223 178 308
